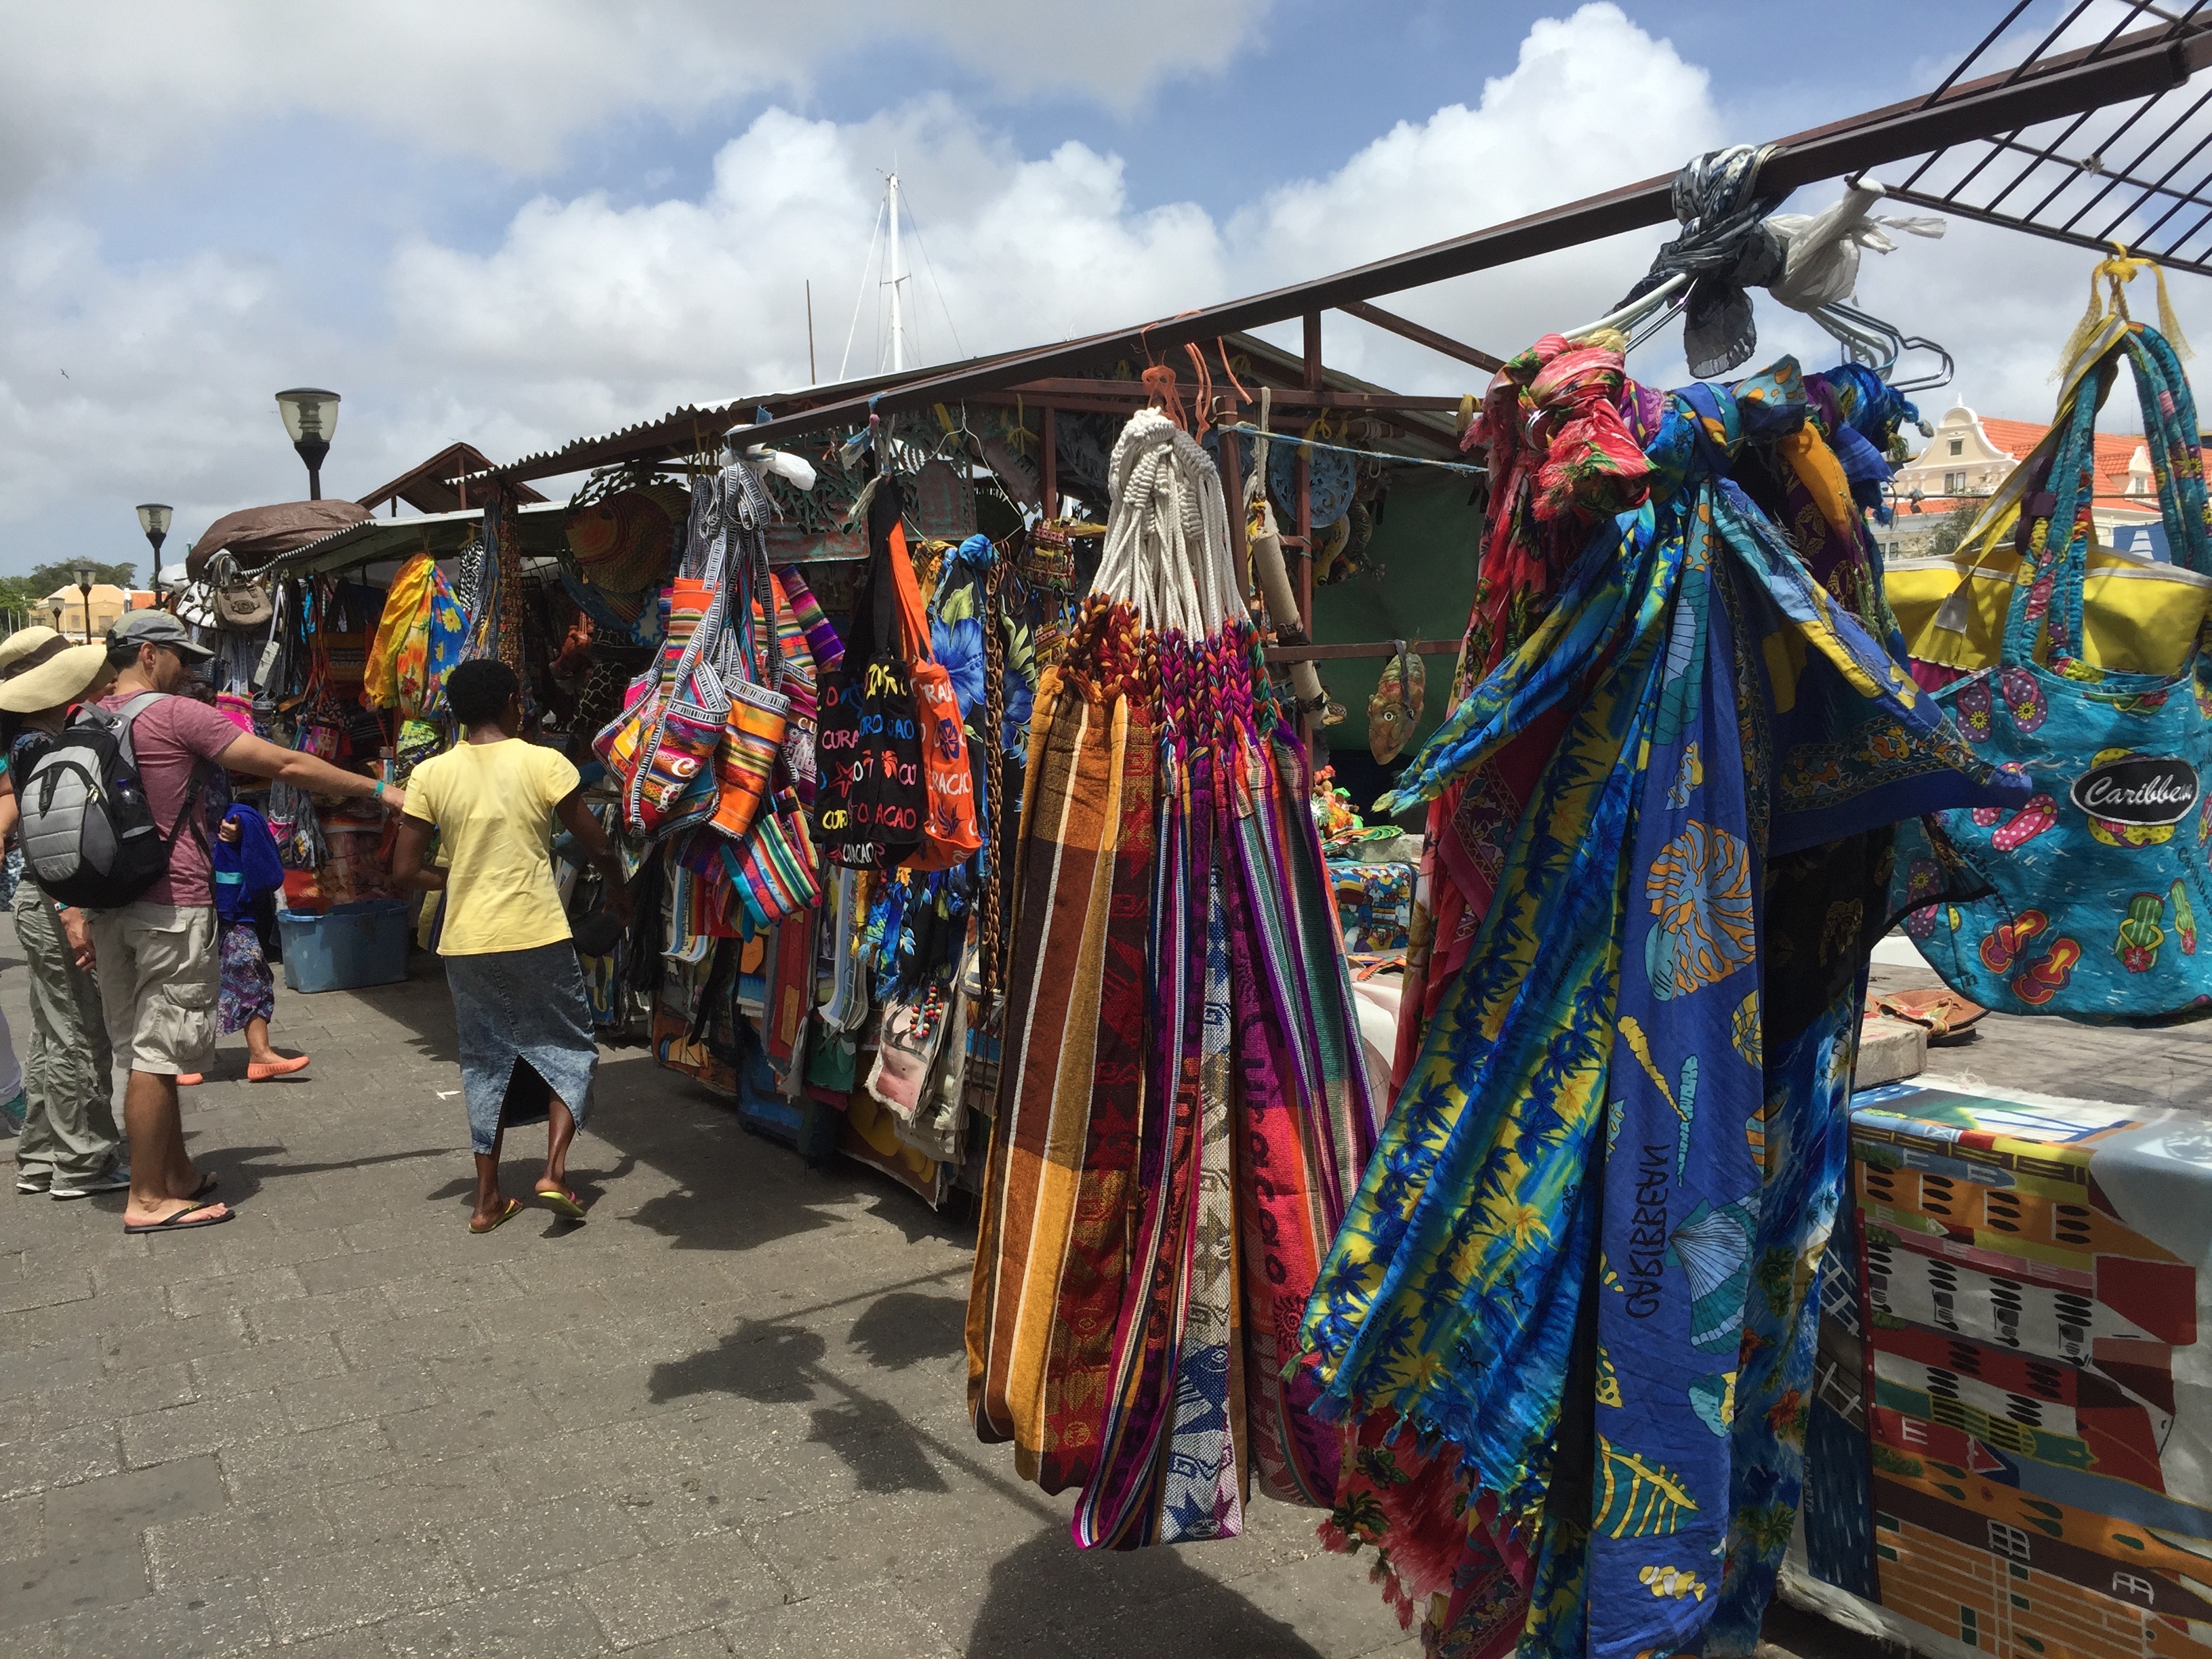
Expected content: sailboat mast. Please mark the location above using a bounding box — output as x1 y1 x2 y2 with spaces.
886 171 905 373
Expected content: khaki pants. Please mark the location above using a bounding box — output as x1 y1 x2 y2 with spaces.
13 885 117 1181
89 902 218 1082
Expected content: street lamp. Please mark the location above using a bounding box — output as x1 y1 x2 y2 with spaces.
274 388 340 500
136 504 172 603
74 566 93 644
47 600 63 637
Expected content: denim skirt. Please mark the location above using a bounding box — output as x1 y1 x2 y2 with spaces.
446 943 598 1154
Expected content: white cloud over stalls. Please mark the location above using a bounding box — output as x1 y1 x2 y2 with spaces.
382 5 1726 456
0 0 1273 194
0 2 2179 562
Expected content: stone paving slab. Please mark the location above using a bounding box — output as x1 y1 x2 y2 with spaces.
0 954 1427 1657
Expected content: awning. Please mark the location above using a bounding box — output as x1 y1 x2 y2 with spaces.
259 501 573 579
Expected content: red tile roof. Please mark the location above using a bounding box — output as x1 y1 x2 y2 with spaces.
1946 415 2146 489
1901 414 2158 521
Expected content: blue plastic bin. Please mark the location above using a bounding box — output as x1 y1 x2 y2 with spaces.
277 899 411 994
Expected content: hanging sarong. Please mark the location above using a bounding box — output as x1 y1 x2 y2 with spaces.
1300 373 2033 1659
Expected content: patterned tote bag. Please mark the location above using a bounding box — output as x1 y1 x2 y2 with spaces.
596 477 719 826
813 478 925 869
893 520 981 874
706 463 789 844
1906 317 2212 1022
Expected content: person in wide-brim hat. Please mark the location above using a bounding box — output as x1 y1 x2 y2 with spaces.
0 625 62 672
0 632 119 1197
0 642 115 717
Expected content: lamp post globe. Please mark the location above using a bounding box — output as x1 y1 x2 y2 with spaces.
274 389 340 501
137 504 173 602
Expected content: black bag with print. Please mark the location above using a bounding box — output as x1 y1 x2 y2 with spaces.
813 478 924 869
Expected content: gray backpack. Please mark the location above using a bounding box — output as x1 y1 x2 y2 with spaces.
18 693 209 909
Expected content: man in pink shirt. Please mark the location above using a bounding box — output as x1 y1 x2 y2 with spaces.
75 613 404 1233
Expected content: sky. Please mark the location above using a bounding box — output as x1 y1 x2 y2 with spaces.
0 0 2185 578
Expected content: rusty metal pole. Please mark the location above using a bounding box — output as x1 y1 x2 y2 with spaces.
1216 403 1248 602
1040 406 1057 521
1297 312 1323 756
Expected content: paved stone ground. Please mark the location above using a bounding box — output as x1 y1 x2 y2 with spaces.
0 951 1429 1658
1867 957 2212 1109
4 940 2150 1658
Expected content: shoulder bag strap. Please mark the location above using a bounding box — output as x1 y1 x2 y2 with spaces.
2002 341 2118 672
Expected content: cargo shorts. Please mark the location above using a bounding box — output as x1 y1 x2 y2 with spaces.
88 903 218 1078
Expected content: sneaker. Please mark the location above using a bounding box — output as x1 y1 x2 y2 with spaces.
16 1166 52 1194
0 1090 23 1134
52 1168 131 1200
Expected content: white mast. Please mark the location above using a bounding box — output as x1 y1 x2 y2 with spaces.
886 169 906 373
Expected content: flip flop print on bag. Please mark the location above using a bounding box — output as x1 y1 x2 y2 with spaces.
1979 909 2049 974
1999 666 2049 733
1956 674 1995 744
2013 936 2083 1006
1902 855 1947 941
1968 792 2058 851
2116 890 2172 974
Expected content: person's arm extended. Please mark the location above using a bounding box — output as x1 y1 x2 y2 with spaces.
556 790 632 924
391 817 443 894
214 731 404 816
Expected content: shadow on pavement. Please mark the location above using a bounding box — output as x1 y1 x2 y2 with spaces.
187 1142 453 1204
649 1320 828 1406
966 1528 1326 1658
806 1397 952 1494
848 1291 966 1372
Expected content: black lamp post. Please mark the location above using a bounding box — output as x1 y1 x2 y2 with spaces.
47 600 62 637
274 388 340 500
73 567 94 643
137 504 172 603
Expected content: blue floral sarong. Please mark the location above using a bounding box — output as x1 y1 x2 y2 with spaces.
1297 363 2032 1659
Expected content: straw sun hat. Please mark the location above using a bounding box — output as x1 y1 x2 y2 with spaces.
0 629 112 714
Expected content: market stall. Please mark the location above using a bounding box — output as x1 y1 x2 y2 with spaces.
176 8 2212 1658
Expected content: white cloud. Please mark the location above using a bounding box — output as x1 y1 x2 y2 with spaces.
0 1 2185 572
1 0 1271 193
380 4 1723 457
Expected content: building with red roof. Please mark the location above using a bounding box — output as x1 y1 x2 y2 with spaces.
1880 403 2161 558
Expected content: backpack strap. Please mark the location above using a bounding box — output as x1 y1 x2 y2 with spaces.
108 691 171 772
106 692 216 859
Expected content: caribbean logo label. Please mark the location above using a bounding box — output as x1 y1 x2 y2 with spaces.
2070 754 2200 827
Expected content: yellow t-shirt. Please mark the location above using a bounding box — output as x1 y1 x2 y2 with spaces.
403 739 580 956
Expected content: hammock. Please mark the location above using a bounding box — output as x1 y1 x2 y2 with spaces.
967 405 1378 1547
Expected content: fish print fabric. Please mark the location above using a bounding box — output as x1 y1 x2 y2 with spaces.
1297 359 2030 1659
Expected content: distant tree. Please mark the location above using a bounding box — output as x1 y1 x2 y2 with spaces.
1925 501 1985 561
0 575 43 619
24 560 136 595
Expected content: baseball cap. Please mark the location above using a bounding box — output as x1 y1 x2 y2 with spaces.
108 610 215 662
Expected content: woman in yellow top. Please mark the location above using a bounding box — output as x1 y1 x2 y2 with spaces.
394 659 630 1233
